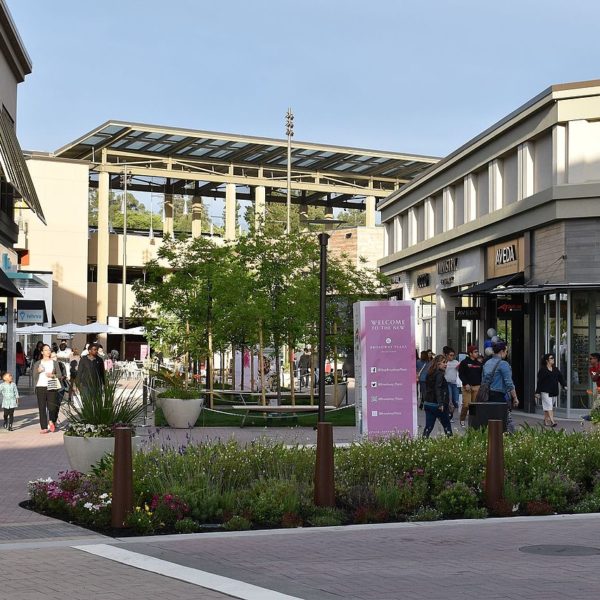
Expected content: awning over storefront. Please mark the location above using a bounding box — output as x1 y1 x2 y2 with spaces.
6 270 48 288
16 299 48 324
0 109 46 224
454 273 523 296
0 268 22 297
489 283 600 295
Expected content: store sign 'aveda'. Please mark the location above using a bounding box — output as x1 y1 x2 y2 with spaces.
495 245 517 265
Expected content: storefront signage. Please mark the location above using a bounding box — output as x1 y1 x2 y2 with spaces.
487 237 525 278
17 309 44 324
497 302 526 319
437 257 458 274
353 300 417 439
495 244 517 266
455 306 481 320
416 273 430 288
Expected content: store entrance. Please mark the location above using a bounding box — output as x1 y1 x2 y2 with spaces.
492 295 525 407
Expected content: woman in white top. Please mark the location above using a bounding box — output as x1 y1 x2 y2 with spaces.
32 344 60 434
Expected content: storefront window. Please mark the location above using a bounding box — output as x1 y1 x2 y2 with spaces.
571 292 590 409
418 295 436 352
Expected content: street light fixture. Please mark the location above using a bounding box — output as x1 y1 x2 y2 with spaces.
285 108 294 234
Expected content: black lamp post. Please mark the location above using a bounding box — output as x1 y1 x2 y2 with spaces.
314 232 335 506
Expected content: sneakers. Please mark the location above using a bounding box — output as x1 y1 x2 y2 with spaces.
48 422 56 433
40 429 49 434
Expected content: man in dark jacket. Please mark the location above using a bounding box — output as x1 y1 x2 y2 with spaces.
76 343 105 394
458 345 483 427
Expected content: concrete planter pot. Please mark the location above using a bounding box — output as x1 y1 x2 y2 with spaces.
161 397 204 428
64 434 142 473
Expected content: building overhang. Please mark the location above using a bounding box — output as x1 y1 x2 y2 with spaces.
0 267 21 297
0 109 46 224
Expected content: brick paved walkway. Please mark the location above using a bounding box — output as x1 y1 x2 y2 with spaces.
1 385 598 600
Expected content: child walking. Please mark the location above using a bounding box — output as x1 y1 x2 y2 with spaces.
1 371 19 431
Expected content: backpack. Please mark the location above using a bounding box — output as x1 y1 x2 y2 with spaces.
475 359 502 403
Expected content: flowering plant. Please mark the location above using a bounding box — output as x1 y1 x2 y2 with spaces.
28 471 112 527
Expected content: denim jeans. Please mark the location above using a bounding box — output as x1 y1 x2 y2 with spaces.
422 404 453 438
447 382 459 410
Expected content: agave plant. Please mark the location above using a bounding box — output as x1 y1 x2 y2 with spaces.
65 370 145 437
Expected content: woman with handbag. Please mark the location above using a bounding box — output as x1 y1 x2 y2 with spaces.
32 344 61 433
535 353 566 427
422 354 453 438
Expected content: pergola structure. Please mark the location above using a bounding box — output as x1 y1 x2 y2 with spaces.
55 120 438 235
54 120 438 331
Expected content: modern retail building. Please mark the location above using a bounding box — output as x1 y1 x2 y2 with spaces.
378 79 600 416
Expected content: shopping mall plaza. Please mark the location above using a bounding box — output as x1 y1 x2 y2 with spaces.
2 2 600 418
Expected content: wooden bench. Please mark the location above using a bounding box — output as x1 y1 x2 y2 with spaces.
232 404 337 427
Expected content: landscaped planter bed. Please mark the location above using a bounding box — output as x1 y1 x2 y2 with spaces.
28 427 600 536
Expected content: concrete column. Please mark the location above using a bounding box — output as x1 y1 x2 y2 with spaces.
488 159 503 212
365 195 376 227
225 183 236 240
464 174 476 222
552 124 567 185
254 185 266 232
442 186 455 231
518 141 534 200
191 196 203 238
97 171 109 329
163 194 174 236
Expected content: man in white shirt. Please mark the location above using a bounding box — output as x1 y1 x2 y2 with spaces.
56 341 73 381
443 346 460 420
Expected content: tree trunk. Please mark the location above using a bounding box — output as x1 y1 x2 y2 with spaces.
289 340 295 406
231 344 236 390
258 323 266 406
208 327 214 409
240 343 245 391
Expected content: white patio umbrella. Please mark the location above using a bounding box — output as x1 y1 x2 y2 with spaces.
47 322 86 334
79 321 126 334
15 324 52 334
125 326 146 336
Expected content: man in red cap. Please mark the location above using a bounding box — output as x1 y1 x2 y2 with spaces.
458 345 482 427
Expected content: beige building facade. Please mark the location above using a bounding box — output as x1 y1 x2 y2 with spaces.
378 79 600 417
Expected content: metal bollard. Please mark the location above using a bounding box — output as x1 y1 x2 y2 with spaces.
111 426 134 528
314 422 335 507
485 419 504 509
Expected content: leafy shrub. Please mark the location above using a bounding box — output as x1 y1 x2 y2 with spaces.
150 493 190 527
517 472 579 512
224 515 252 531
408 507 443 522
571 494 600 514
175 518 201 533
373 469 429 518
306 507 345 527
464 507 488 519
434 482 478 518
125 506 155 534
242 479 306 527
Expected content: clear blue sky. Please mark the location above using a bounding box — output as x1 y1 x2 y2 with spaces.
10 0 600 158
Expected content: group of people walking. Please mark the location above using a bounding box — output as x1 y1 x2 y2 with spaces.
417 340 568 438
0 339 107 434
